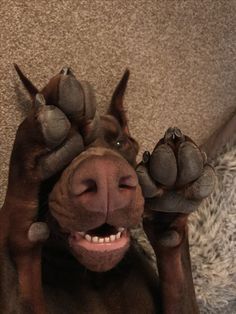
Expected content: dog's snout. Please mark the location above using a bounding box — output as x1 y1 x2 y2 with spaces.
70 154 138 216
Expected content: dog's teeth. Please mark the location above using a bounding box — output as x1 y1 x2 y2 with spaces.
116 232 121 239
110 235 116 242
83 230 125 244
92 236 98 243
85 234 92 242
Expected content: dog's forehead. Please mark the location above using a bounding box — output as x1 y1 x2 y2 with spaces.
100 115 122 136
81 114 123 153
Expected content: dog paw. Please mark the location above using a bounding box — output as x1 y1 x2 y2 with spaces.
33 93 84 179
57 66 97 123
60 66 74 76
136 127 216 214
35 93 71 149
42 67 99 145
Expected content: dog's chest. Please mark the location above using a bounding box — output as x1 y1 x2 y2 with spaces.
45 273 157 314
43 248 159 313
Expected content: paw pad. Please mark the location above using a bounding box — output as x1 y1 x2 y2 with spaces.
136 128 216 214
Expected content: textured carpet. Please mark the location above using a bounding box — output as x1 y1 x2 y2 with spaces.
0 1 236 313
1 0 236 204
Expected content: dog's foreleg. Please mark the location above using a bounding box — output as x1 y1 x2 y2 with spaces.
137 127 216 313
144 213 199 314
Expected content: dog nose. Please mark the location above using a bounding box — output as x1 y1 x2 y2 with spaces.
70 154 138 216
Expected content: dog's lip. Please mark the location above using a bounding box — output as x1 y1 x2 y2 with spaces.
68 226 130 271
68 228 129 253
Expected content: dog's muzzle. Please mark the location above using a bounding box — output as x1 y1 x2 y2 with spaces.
49 147 144 272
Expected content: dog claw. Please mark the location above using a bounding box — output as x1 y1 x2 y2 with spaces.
142 151 151 164
28 222 50 243
35 93 46 106
164 127 185 142
201 151 208 164
60 67 74 76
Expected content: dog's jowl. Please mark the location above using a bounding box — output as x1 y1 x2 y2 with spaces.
0 66 216 314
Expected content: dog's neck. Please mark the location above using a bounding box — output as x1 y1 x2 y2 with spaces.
42 237 135 289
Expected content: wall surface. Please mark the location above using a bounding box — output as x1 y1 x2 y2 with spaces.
1 0 236 204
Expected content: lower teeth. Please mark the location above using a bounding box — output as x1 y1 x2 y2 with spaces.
82 231 124 243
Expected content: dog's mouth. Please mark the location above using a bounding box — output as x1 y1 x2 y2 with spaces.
68 223 130 272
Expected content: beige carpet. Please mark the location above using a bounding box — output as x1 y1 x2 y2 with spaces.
1 0 236 204
0 1 236 313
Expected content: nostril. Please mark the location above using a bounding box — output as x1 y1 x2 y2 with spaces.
72 179 97 196
83 179 97 194
118 175 138 190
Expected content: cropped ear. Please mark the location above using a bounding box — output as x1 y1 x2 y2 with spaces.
107 69 130 133
14 63 39 100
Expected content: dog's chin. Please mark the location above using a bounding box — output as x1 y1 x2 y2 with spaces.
68 228 130 272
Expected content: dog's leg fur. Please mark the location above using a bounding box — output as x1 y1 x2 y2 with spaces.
144 108 236 312
137 128 216 313
0 67 87 313
144 213 199 313
0 125 54 313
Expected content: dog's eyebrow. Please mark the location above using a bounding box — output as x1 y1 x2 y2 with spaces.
101 115 121 136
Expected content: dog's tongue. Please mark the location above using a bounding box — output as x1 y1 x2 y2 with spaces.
69 231 130 272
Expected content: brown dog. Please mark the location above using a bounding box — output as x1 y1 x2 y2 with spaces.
0 66 220 314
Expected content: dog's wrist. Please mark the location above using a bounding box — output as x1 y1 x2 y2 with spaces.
143 211 188 250
2 186 41 249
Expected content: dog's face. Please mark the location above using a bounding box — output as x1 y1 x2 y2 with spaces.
31 69 145 272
